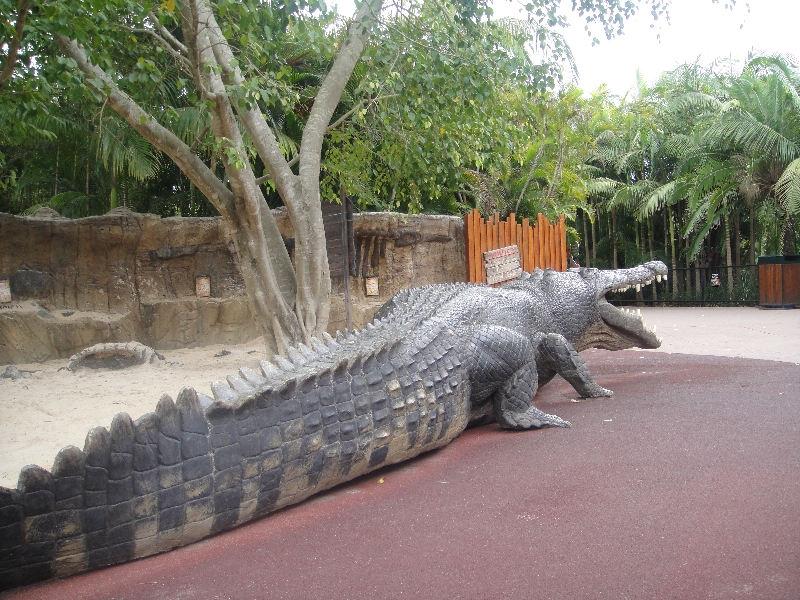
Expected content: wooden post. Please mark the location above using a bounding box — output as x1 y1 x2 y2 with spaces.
521 218 529 272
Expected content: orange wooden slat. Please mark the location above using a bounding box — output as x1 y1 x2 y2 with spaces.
555 215 562 270
537 213 547 269
479 213 486 283
527 222 534 271
464 211 472 282
560 215 567 271
472 210 478 283
521 218 529 271
539 215 549 269
483 220 490 283
468 210 474 282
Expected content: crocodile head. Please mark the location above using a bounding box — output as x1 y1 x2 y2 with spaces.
573 260 668 351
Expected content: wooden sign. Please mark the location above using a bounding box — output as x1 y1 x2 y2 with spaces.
0 279 10 303
484 245 521 285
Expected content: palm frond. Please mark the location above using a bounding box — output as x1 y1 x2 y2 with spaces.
638 180 677 217
586 177 620 198
705 107 800 166
774 157 800 215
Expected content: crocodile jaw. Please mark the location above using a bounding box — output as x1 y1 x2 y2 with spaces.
576 261 667 351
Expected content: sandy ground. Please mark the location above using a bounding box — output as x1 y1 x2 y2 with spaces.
1 306 798 489
0 340 265 488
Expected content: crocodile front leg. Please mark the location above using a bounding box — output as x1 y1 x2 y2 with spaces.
468 326 570 430
538 333 613 398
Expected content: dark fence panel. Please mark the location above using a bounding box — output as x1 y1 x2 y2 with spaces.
607 264 759 306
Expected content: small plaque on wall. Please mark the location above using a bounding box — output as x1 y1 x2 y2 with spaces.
195 276 211 298
365 275 379 296
0 279 10 303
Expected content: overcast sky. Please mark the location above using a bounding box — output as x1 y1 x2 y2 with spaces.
333 0 799 97
496 0 800 96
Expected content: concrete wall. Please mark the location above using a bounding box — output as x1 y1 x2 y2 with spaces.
0 208 465 364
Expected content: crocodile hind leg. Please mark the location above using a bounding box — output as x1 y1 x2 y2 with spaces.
468 325 570 429
539 333 613 398
492 361 571 429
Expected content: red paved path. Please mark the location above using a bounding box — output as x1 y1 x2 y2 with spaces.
3 350 799 599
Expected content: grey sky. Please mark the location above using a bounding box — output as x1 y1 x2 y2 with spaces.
499 0 799 96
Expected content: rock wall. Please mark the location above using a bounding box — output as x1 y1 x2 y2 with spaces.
0 208 465 364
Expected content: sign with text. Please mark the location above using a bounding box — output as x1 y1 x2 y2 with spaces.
484 245 522 285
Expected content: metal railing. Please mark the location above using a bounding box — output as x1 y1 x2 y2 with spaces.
607 264 759 306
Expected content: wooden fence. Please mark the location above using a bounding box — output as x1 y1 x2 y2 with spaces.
463 208 567 284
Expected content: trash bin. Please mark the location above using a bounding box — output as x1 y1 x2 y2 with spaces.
758 255 800 307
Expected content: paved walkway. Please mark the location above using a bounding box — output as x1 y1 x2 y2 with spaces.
3 308 799 600
638 307 800 363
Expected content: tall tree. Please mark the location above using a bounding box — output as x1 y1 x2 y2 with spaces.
7 0 670 355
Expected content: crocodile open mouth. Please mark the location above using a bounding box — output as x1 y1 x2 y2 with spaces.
577 261 668 351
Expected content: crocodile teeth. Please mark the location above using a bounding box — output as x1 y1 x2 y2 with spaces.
310 337 330 354
297 343 316 360
323 332 341 349
335 331 346 343
656 274 662 282
197 392 215 410
274 355 295 370
636 284 641 292
227 375 254 393
239 366 267 386
259 360 282 378
663 273 668 280
286 347 307 366
211 381 240 405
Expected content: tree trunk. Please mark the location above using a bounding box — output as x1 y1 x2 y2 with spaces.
110 173 118 209
724 211 733 297
611 209 618 269
749 205 756 264
647 217 657 301
591 214 597 266
667 205 678 296
54 0 383 357
582 209 590 267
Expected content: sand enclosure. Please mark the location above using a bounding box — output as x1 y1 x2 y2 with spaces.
0 339 265 488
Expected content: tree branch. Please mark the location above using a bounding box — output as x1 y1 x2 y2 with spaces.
147 11 189 55
54 34 235 216
124 25 191 68
252 94 398 186
0 0 30 91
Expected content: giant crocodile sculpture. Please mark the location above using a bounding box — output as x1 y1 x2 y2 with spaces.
0 261 667 589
